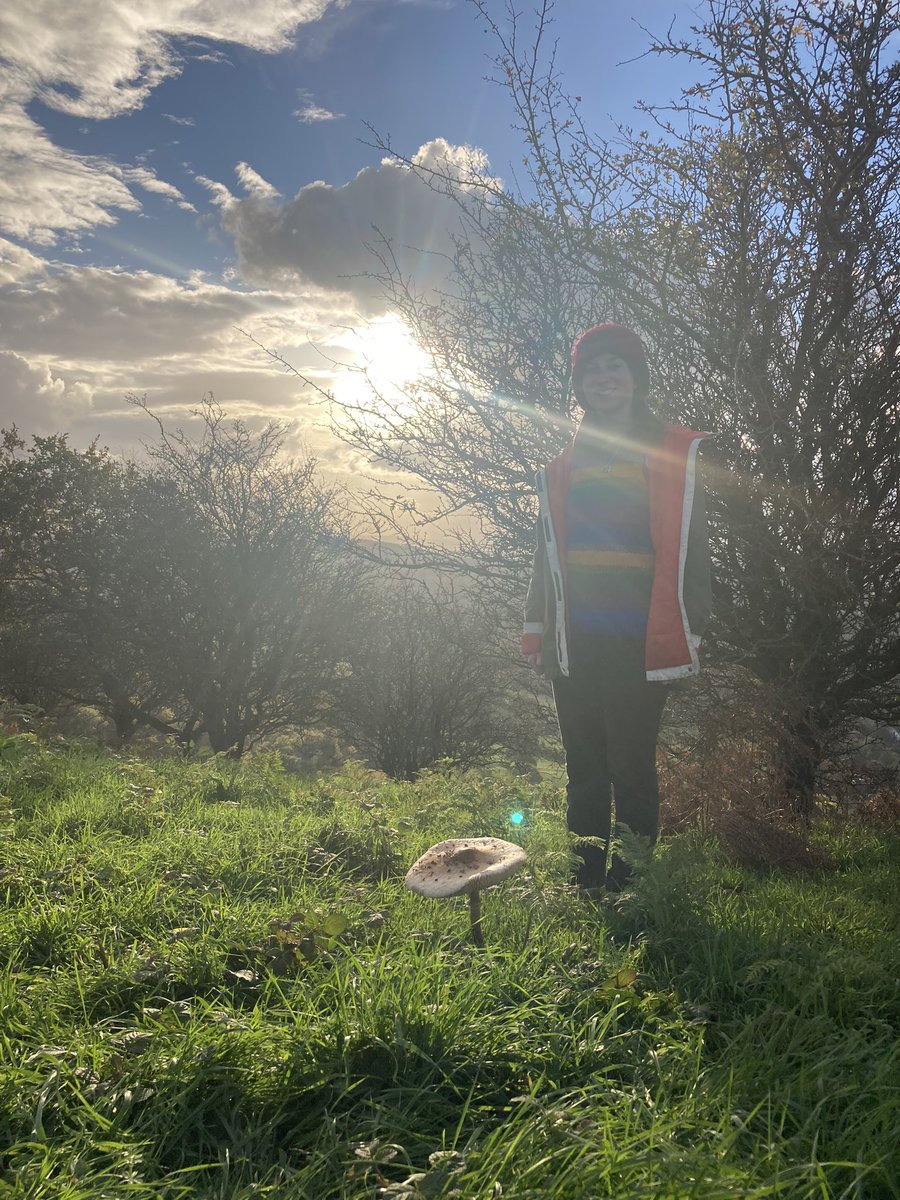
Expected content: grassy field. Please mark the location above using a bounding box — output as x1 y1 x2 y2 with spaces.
0 740 898 1199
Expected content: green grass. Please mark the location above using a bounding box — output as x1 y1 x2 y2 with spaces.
0 741 898 1198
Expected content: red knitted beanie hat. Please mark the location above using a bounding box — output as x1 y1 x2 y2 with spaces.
571 323 650 397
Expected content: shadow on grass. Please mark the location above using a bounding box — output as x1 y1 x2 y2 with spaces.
600 828 900 1198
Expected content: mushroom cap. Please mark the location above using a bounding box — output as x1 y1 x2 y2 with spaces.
405 837 527 898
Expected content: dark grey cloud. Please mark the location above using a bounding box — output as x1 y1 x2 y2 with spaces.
206 138 496 311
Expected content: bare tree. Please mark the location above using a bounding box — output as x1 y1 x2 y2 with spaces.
330 574 548 779
1 404 363 755
322 0 900 812
0 428 174 735
128 395 361 755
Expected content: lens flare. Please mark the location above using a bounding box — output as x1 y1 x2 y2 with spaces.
509 811 525 826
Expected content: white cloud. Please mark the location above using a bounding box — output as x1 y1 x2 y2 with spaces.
120 165 198 212
163 114 197 126
234 163 282 201
0 264 299 362
0 350 94 434
0 236 48 285
0 78 140 245
0 251 369 468
195 175 236 209
0 0 345 244
293 89 343 123
1 1 337 122
211 137 496 310
294 102 344 123
411 137 497 186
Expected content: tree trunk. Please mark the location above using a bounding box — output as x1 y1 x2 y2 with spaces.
110 696 138 742
776 708 823 820
204 708 247 757
204 707 228 756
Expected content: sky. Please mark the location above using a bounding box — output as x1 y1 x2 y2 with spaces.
0 0 702 483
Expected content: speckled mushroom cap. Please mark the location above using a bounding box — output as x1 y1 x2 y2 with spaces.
404 837 527 898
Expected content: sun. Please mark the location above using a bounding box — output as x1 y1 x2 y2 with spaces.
330 315 430 418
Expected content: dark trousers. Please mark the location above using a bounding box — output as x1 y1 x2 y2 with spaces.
552 633 668 889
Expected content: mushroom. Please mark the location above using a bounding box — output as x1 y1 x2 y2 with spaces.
404 837 527 947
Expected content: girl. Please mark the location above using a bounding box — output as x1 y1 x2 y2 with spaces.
521 323 712 892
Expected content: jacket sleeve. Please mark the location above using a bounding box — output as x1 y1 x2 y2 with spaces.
520 516 546 656
683 467 713 639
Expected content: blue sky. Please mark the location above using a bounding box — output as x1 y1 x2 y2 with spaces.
0 0 699 471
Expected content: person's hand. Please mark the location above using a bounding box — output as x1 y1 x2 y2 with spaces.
525 651 544 675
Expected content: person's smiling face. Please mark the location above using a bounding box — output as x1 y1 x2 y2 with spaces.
577 352 636 422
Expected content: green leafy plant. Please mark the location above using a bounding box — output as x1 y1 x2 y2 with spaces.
225 909 352 988
0 731 37 770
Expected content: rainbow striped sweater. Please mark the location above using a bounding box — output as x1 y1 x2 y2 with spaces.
565 453 654 638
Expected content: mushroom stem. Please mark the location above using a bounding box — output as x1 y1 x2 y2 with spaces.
468 890 484 947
